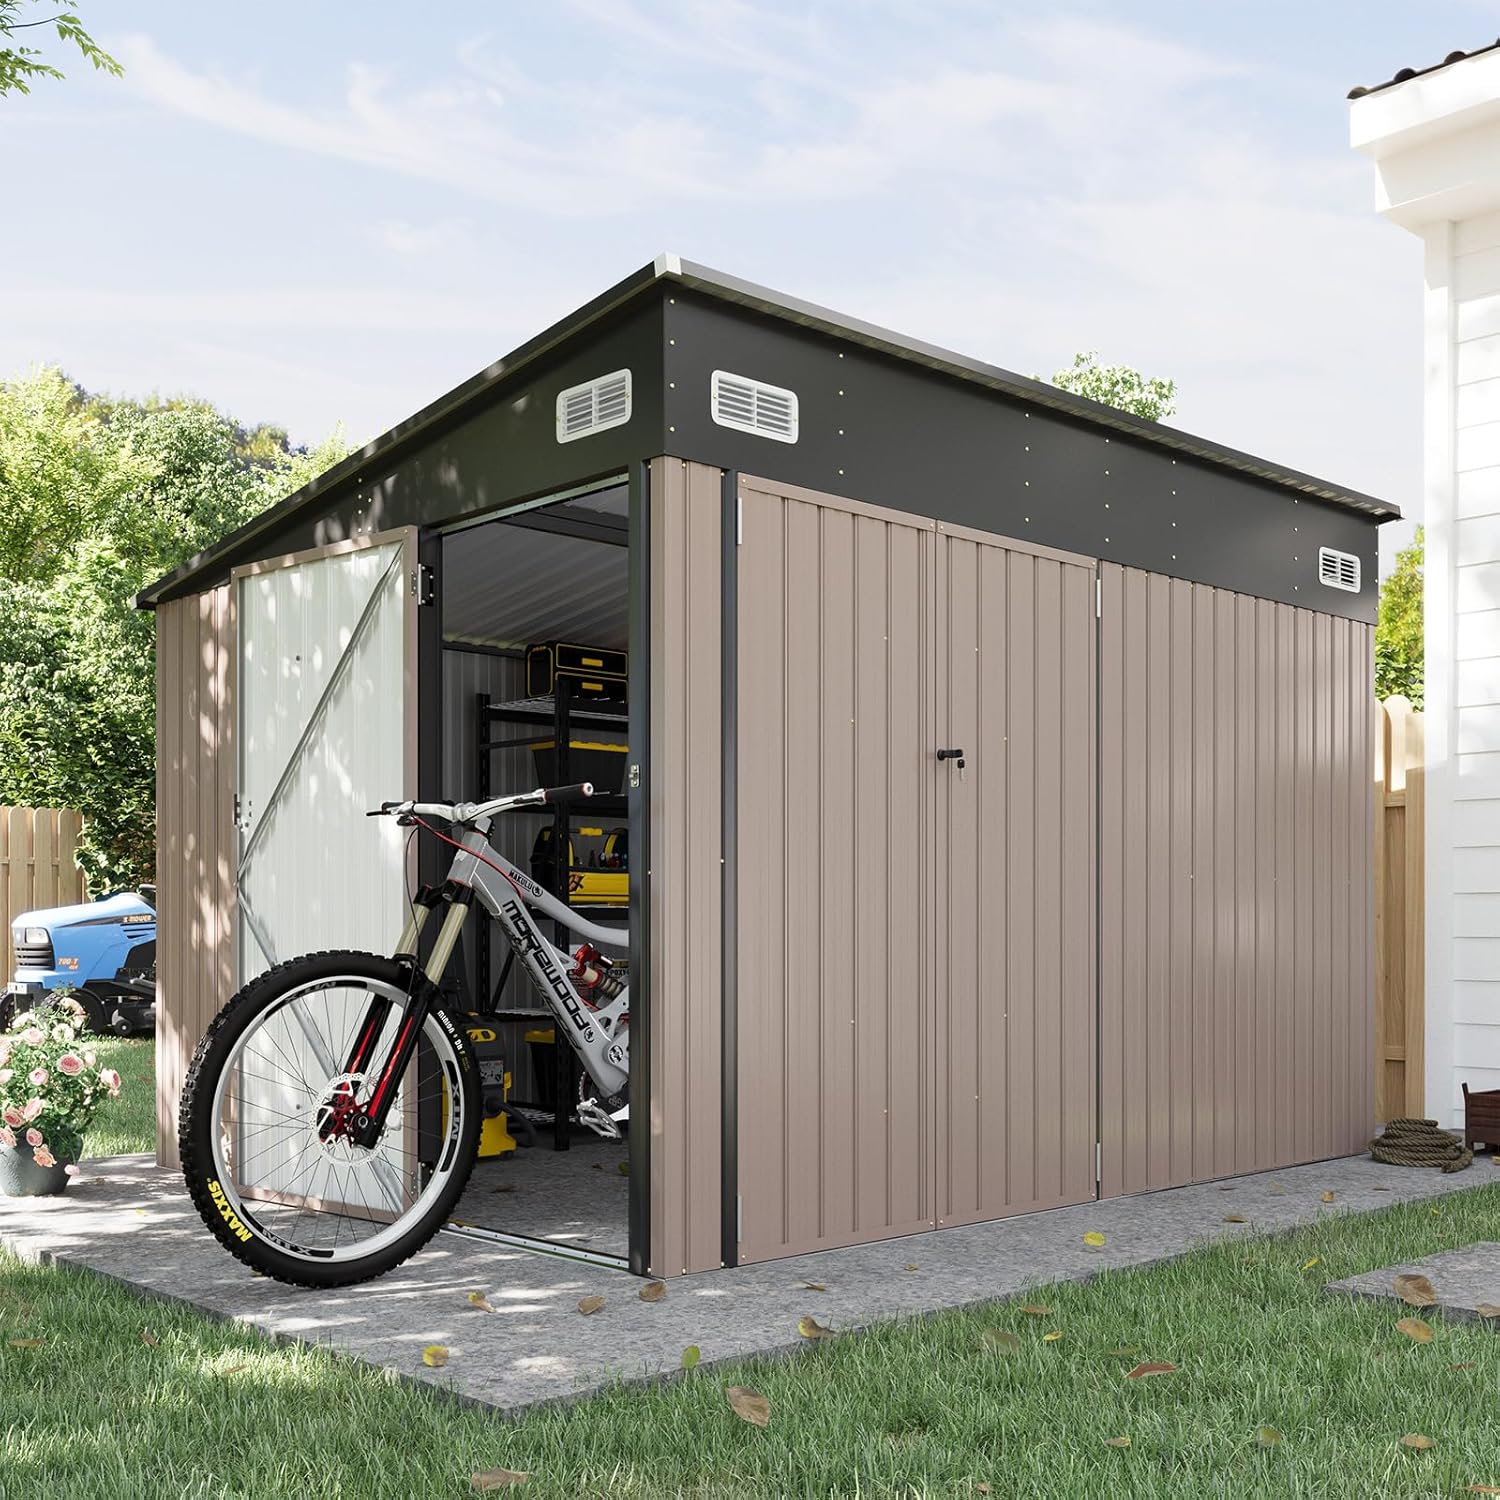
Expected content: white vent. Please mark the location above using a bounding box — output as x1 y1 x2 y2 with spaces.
556 369 632 443
710 369 799 443
1317 546 1361 594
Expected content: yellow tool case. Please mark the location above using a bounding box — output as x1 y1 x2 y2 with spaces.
526 641 628 701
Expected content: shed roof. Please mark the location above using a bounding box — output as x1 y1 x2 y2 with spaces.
138 255 1400 608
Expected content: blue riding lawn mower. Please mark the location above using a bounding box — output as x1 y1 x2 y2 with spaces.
3 890 157 1036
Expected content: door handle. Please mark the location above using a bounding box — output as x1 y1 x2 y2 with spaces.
937 747 966 770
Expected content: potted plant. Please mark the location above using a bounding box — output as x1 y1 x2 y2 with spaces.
0 994 121 1196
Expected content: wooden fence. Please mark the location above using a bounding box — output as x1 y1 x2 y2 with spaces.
1375 697 1424 1122
0 807 87 960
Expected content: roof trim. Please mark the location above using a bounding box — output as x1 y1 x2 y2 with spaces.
138 255 1399 607
1348 38 1500 99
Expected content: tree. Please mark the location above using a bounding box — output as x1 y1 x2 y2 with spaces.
0 2 119 96
0 367 349 887
1376 527 1423 708
1045 352 1178 422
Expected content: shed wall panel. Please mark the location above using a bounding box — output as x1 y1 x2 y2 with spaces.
1099 564 1374 1194
155 587 236 1169
647 458 723 1276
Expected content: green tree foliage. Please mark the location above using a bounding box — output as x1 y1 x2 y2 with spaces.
0 1 119 96
0 367 349 887
1376 527 1423 708
1046 352 1178 422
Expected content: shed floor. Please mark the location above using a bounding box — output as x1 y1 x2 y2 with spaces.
448 1130 629 1259
3 1152 1492 1416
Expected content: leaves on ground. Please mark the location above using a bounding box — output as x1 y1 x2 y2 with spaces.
1223 1215 1248 1224
798 1315 835 1341
1018 1304 1051 1317
1320 1191 1335 1204
422 1345 449 1368
1042 1330 1064 1342
617 1162 630 1176
1083 1231 1106 1247
1465 1485 1500 1494
471 1469 530 1489
983 1329 1022 1351
903 1263 920 1272
1301 1258 1321 1271
1400 1433 1436 1450
1103 1436 1131 1448
218 1362 249 1376
468 1291 495 1313
1105 1346 1140 1357
8 1337 45 1348
1392 1274 1437 1307
490 1184 516 1194
140 1327 159 1346
680 1345 700 1369
1395 1317 1434 1344
1257 1426 1283 1447
577 1296 605 1316
1475 1304 1500 1319
1125 1361 1177 1379
801 1281 827 1292
638 1281 666 1303
726 1385 770 1427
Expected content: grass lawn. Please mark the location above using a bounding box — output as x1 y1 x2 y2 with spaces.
82 1035 156 1157
6 1147 1500 1499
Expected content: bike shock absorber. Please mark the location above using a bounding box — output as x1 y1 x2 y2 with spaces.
571 944 626 1001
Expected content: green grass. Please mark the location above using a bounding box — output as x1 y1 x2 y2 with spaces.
7 1181 1500 1498
80 1036 156 1158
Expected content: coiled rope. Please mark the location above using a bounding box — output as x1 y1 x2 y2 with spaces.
1368 1117 1472 1173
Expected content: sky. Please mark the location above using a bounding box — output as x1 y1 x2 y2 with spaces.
4 2 1495 569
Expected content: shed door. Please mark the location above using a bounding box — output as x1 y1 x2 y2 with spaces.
232 533 417 1205
935 528 1097 1229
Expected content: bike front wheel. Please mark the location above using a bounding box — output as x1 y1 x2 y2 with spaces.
179 950 480 1287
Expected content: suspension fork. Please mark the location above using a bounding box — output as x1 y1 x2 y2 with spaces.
334 884 474 1149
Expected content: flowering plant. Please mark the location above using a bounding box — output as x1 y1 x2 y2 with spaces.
0 994 120 1172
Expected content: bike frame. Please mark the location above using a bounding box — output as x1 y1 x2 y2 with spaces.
343 801 630 1148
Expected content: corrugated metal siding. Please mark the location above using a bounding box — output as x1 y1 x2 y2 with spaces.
736 475 938 1262
1099 563 1375 1195
648 458 723 1276
155 586 236 1169
936 528 1097 1228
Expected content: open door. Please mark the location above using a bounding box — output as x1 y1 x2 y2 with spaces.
230 530 419 1207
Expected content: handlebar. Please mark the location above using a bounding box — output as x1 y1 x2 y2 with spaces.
366 783 595 823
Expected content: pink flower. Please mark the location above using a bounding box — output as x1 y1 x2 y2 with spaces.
0 1126 14 1149
27 1067 47 1087
63 1163 79 1177
21 1098 43 1121
98 1068 121 1097
31 1146 55 1168
20 1028 43 1047
0 1069 11 1085
24 1128 41 1148
57 1053 83 1077
1 1106 22 1128
82 1050 96 1067
0 1042 10 1067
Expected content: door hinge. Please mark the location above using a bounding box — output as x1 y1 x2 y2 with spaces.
233 794 251 831
628 763 642 789
410 564 434 605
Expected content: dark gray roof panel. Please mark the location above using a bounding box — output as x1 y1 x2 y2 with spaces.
1348 38 1500 98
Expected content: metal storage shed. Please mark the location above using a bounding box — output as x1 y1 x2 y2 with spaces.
141 255 1399 1279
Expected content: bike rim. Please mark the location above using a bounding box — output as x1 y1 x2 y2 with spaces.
207 975 467 1264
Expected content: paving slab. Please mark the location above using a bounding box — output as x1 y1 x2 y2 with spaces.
1 1151 1494 1415
1326 1240 1500 1326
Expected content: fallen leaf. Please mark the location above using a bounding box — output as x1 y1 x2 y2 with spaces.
1106 1346 1141 1357
1126 1362 1177 1379
591 1164 603 1171
904 1263 920 1272
1432 1208 1443 1217
638 1281 667 1303
7 1337 45 1349
984 1329 1023 1351
1475 1305 1500 1319
422 1345 449 1368
1301 1258 1321 1272
490 1184 516 1194
471 1471 530 1491
801 1281 827 1292
617 1162 630 1176
1321 1191 1335 1204
1042 1330 1064 1343
219 1362 249 1376
1104 1436 1132 1449
1400 1433 1436 1451
681 1345 700 1369
1268 1182 1287 1196
1223 1215 1248 1224
1018 1304 1051 1317
1452 1362 1477 1371
726 1385 770 1427
1393 1274 1437 1308
1218 1184 1235 1191
1083 1231 1106 1247
1465 1485 1500 1494
798 1315 835 1341
1372 1185 1391 1191
577 1296 606 1316
140 1328 159 1347
1395 1317 1434 1344
468 1291 495 1313
1256 1426 1283 1448
977 1484 993 1494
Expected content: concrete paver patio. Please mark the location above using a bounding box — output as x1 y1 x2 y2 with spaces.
1 1151 1493 1414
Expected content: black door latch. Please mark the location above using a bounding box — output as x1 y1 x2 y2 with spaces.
937 747 966 770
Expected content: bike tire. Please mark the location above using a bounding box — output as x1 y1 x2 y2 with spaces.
179 950 481 1288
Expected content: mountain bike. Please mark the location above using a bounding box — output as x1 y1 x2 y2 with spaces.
179 783 629 1287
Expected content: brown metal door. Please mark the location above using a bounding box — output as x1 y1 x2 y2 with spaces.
936 527 1098 1228
735 476 938 1263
